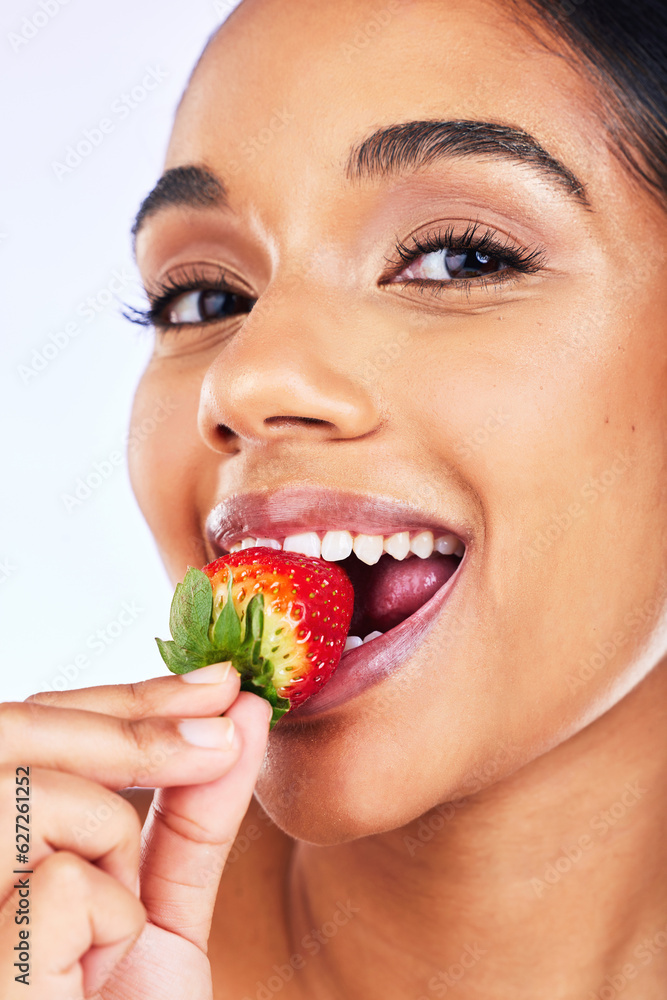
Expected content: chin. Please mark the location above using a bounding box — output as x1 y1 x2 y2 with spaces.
253 751 410 846
250 690 488 846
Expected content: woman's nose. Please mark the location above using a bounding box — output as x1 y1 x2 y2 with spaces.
197 286 383 453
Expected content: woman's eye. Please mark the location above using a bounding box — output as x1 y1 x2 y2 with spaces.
396 248 509 282
163 288 253 325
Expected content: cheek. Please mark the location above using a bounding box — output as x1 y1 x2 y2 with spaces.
128 362 211 581
415 289 667 709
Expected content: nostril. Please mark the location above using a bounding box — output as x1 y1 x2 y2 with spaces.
264 415 334 429
216 423 236 443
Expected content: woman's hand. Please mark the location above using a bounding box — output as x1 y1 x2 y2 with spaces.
0 663 272 999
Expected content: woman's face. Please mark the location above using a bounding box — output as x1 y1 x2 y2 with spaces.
131 0 667 844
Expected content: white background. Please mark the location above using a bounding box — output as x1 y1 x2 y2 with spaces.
1 0 240 700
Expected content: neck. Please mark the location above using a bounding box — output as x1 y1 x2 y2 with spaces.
287 661 667 1000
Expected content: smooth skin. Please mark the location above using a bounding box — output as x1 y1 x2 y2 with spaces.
7 0 667 996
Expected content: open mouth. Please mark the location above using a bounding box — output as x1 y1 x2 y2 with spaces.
221 528 465 650
207 488 470 716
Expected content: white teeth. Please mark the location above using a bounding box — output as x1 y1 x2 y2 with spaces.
434 533 458 555
353 533 384 565
363 631 384 643
383 531 410 560
228 528 465 560
283 531 321 558
410 530 434 558
344 635 363 651
321 529 353 562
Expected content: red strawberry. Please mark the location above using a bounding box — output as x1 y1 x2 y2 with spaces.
156 547 354 726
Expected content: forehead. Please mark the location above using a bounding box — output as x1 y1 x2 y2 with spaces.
166 0 613 197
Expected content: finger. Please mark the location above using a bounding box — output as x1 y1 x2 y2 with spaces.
26 659 240 719
4 851 145 999
0 699 242 791
140 691 272 951
0 768 141 901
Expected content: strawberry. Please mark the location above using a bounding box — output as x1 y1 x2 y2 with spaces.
156 547 354 726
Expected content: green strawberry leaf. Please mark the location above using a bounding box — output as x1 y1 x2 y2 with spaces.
240 676 289 727
269 698 290 727
170 567 214 654
247 594 264 640
211 573 241 650
244 594 266 666
157 565 290 727
156 637 196 674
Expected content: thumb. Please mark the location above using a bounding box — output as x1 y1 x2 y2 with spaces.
138 690 272 951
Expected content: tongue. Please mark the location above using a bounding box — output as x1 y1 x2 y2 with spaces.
361 553 458 632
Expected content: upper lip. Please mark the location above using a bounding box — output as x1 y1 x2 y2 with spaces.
205 485 469 555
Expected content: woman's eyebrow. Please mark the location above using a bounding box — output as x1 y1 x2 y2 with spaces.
131 118 591 249
346 119 591 208
131 163 228 253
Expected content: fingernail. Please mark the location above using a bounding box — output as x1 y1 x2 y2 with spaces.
181 662 233 684
178 717 236 748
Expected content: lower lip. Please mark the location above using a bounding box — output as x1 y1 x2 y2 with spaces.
285 552 467 719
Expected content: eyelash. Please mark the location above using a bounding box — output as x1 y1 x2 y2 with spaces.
123 263 249 333
382 220 546 296
126 222 546 331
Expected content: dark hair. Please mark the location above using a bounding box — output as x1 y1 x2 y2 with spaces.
515 0 667 203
